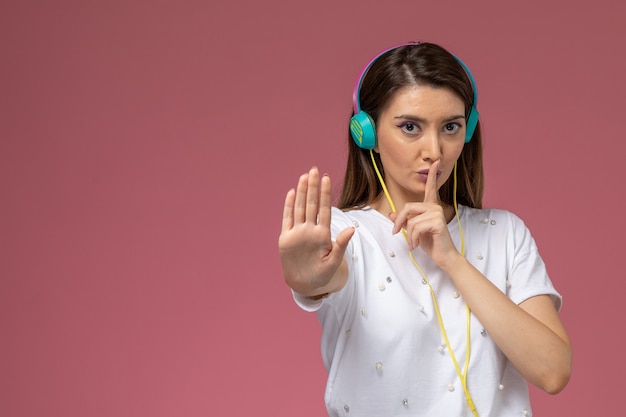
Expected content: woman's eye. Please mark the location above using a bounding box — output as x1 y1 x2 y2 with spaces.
399 122 419 134
444 123 461 134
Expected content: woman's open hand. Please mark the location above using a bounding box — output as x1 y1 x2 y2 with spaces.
278 167 354 296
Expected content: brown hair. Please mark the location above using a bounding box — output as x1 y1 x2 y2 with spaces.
338 42 484 210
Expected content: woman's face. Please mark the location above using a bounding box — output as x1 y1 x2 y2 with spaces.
374 84 467 205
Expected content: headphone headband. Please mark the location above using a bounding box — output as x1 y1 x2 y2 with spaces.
352 42 420 114
350 42 479 148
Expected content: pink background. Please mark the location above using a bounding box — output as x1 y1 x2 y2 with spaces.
1 0 624 415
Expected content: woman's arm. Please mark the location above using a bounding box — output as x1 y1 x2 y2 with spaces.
442 255 572 394
392 161 572 393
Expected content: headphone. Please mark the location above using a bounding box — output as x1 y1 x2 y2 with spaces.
349 42 480 150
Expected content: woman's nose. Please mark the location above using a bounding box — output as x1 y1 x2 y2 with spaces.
421 130 442 161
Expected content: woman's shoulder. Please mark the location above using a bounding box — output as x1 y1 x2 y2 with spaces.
460 206 535 240
332 205 375 219
461 205 525 225
331 206 389 232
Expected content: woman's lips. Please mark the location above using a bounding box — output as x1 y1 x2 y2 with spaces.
417 169 442 181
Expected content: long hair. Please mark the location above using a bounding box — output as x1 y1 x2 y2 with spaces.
338 43 484 210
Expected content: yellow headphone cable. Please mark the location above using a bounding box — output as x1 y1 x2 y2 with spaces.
369 149 478 416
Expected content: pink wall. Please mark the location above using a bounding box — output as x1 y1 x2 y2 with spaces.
2 0 624 415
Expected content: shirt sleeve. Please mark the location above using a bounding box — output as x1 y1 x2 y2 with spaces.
505 211 563 311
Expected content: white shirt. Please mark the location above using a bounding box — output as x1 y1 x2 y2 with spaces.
294 205 561 417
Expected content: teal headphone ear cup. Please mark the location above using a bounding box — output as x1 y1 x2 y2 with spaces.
465 106 479 143
350 111 377 149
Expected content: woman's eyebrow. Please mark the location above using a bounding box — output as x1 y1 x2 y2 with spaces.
394 114 466 123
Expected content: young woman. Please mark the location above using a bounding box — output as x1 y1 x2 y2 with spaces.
278 42 571 417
